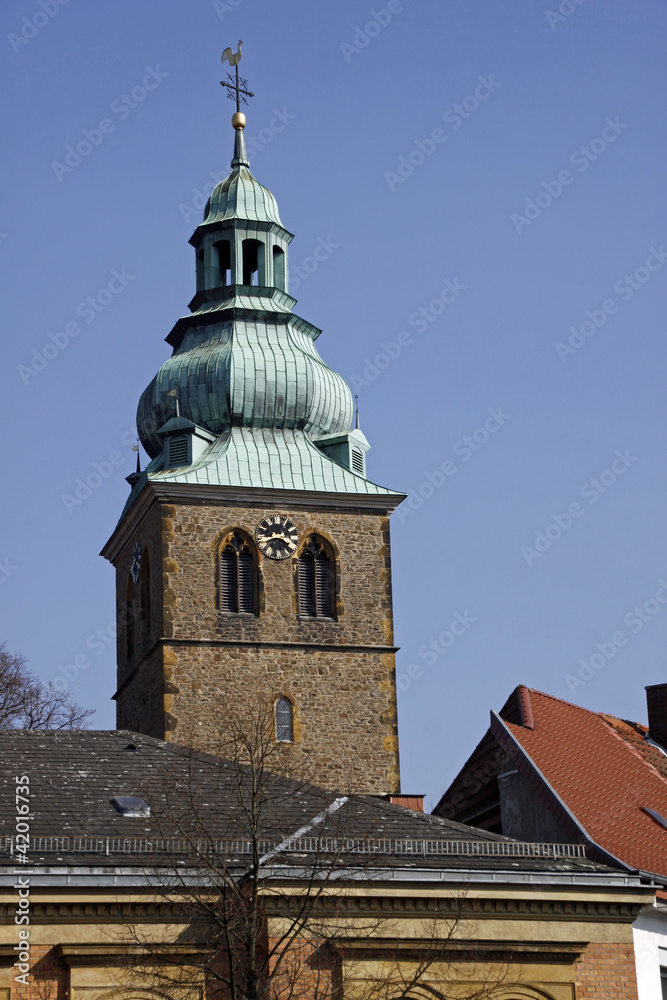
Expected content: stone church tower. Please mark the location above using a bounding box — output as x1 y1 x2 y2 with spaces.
102 105 404 794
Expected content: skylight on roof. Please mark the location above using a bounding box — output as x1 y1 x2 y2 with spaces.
641 807 667 830
112 796 150 817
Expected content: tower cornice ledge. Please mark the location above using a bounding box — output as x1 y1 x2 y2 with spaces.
101 480 405 563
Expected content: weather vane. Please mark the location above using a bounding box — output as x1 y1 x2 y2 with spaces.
220 41 254 115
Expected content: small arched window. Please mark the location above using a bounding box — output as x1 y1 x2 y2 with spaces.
219 531 257 615
139 549 151 634
196 248 205 292
242 238 265 286
298 537 335 620
272 246 286 291
125 575 135 658
214 239 232 287
275 697 293 742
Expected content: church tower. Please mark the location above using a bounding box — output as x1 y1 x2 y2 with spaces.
102 88 404 794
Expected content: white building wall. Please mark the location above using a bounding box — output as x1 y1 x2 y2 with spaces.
634 905 667 1000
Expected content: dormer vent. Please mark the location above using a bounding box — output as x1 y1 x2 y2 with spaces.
168 435 189 468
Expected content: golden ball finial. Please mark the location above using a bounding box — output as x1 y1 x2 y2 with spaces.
232 111 246 130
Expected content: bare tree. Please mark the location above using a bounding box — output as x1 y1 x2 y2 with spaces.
117 700 510 1000
0 642 93 730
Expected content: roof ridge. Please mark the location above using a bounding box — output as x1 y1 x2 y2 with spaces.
598 712 646 732
523 687 598 713
525 688 639 728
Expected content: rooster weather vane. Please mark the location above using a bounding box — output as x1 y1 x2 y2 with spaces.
220 40 254 113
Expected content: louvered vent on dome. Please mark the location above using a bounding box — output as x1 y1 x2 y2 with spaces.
351 448 365 475
168 435 190 468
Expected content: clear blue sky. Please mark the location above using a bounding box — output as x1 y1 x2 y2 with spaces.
2 0 666 807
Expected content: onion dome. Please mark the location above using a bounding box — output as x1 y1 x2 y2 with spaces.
127 112 400 502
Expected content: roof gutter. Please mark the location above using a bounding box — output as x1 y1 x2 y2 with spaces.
490 710 634 873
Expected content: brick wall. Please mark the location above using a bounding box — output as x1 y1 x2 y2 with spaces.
574 941 640 998
9 944 68 1000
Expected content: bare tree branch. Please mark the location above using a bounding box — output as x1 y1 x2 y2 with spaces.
0 642 93 730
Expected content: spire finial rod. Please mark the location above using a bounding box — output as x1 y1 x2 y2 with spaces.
220 41 254 127
355 395 360 430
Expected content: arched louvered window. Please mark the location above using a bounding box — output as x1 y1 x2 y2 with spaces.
275 697 294 742
139 549 151 634
298 537 335 620
125 575 135 658
219 531 257 615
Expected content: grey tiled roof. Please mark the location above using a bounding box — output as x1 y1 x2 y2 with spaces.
0 730 612 876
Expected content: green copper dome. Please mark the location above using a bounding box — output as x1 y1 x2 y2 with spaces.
202 128 283 226
127 117 401 505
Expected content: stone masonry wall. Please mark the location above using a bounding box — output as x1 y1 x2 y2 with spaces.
115 496 400 793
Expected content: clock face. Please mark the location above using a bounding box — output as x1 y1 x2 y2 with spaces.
130 539 142 585
255 515 300 560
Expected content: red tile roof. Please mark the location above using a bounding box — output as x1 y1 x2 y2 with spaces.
497 688 667 878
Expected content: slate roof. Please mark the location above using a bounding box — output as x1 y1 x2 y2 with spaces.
0 730 613 879
435 686 667 880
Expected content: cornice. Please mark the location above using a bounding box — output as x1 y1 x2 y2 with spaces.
102 481 404 563
0 891 649 927
334 936 587 963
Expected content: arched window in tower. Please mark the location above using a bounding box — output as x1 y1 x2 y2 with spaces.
298 536 335 620
196 248 205 293
242 238 265 286
139 549 151 634
275 697 293 742
125 575 135 658
215 239 232 287
272 246 286 291
219 531 257 615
